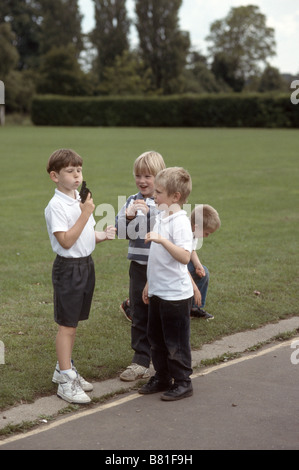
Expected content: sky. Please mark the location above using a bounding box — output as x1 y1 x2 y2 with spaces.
78 0 299 75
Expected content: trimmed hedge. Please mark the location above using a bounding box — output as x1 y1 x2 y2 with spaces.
31 94 299 127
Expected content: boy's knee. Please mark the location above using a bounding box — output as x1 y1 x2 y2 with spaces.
58 325 76 336
203 266 209 280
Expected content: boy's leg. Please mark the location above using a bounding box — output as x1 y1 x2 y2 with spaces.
139 295 172 394
53 325 93 391
120 262 150 381
189 265 214 319
129 261 151 367
159 297 193 385
189 265 209 308
147 295 171 382
51 256 94 400
56 325 76 372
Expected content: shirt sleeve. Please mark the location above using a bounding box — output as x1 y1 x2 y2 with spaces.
172 216 193 252
47 200 69 234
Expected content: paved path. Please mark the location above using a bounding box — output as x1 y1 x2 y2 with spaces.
1 317 299 451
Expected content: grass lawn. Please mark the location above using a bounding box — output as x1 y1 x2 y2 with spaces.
0 125 298 410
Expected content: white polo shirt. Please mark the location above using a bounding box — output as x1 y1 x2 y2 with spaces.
45 189 96 258
147 210 193 301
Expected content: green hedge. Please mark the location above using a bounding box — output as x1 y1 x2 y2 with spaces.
31 94 299 127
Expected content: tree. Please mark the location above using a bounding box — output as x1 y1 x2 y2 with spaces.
97 50 153 95
0 22 19 77
183 50 223 93
207 5 276 91
36 44 92 96
0 0 42 70
258 65 287 92
39 0 83 56
135 0 190 94
91 0 131 81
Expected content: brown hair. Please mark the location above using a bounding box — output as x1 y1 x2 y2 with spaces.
47 149 83 174
191 204 221 231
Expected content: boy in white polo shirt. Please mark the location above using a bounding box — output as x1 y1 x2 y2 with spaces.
140 167 194 401
45 149 116 404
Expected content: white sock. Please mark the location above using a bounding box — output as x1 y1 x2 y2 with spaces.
60 369 74 378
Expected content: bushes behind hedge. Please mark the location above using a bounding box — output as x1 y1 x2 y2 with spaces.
31 93 299 127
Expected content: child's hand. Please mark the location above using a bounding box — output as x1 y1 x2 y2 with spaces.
142 283 149 304
126 199 149 218
105 225 117 240
193 287 202 307
134 199 149 215
80 193 95 215
195 265 206 278
145 231 164 244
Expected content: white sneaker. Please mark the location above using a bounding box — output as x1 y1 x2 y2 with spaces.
57 371 91 404
52 362 93 392
120 363 150 382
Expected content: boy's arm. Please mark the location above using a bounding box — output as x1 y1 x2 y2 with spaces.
188 273 202 307
54 195 95 250
190 250 206 278
145 232 191 265
95 225 117 243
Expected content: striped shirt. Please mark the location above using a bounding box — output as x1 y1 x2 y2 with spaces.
115 192 158 264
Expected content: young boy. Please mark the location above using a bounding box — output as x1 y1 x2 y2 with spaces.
189 204 221 320
45 148 116 404
116 151 166 381
120 204 221 321
140 167 194 401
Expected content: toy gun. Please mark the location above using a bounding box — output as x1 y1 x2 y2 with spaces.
79 181 92 203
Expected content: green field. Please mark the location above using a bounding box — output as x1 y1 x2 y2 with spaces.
0 125 298 411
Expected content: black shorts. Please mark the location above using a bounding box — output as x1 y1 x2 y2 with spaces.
52 255 95 328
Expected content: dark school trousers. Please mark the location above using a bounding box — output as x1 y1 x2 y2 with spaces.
129 261 151 368
147 295 193 385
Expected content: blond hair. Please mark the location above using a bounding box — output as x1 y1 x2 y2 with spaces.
133 150 166 177
191 204 221 231
155 167 192 205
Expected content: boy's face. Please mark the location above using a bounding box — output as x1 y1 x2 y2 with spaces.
154 184 181 211
134 172 155 198
193 224 215 238
50 165 83 196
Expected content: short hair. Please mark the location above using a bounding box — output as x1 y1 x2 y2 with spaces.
133 150 166 177
191 204 221 231
155 167 192 205
47 149 83 174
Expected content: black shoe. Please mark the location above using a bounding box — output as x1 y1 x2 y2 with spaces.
120 299 132 322
190 307 214 320
139 376 172 395
161 382 193 401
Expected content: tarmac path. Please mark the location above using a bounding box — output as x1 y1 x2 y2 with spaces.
1 334 299 451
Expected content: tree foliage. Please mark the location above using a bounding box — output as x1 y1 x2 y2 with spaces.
0 0 42 70
0 22 19 77
0 0 294 109
135 0 190 94
207 5 276 91
90 0 131 80
39 0 83 56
